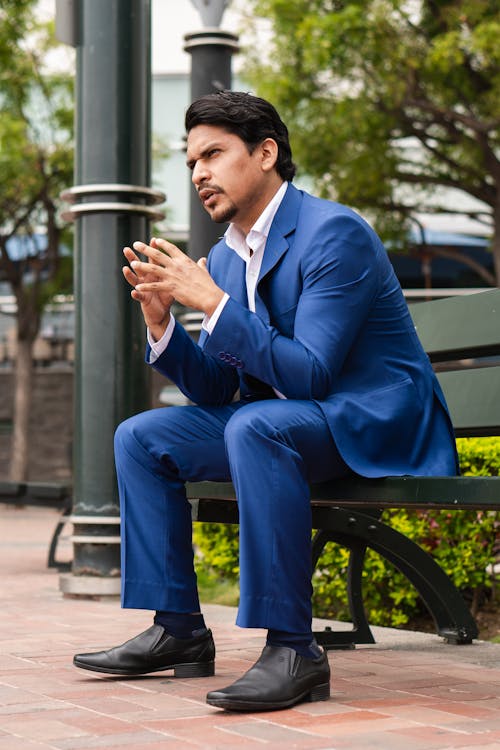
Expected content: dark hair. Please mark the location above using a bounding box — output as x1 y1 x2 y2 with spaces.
185 91 296 182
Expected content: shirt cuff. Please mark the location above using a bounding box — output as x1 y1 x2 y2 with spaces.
202 293 230 335
147 313 175 363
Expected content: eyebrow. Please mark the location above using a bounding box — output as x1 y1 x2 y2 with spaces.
186 141 222 170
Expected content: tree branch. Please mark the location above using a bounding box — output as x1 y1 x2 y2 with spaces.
426 246 496 287
404 97 499 135
393 170 495 207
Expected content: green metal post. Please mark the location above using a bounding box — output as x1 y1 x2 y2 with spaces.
58 0 165 595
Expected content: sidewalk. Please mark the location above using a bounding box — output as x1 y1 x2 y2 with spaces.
1 504 500 750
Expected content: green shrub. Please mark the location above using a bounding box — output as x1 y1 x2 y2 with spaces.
193 521 240 605
194 437 500 627
194 522 240 580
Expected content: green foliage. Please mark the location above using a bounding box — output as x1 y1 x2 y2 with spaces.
195 567 240 607
0 1 33 95
241 0 500 283
0 1 74 334
0 1 75 480
193 522 240 580
194 437 500 628
456 436 500 476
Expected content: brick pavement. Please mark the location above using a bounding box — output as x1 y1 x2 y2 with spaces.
1 504 500 749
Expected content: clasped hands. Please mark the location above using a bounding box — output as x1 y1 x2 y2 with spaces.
122 237 224 341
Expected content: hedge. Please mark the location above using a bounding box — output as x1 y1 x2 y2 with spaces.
193 437 500 627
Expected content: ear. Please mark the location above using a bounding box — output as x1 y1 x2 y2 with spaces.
260 138 279 173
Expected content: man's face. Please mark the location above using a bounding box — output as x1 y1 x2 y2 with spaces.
186 124 276 233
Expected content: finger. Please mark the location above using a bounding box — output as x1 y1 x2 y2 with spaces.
135 281 168 292
130 259 165 277
123 245 140 264
197 257 207 269
122 266 138 287
131 288 146 302
132 241 169 267
152 237 185 258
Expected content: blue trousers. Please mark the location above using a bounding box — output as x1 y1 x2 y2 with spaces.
114 398 351 634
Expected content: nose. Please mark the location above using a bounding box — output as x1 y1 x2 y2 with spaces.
192 160 210 187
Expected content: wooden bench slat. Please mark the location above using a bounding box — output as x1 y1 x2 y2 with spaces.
0 481 25 498
410 288 500 361
437 366 500 436
309 476 500 508
187 475 500 511
0 481 71 507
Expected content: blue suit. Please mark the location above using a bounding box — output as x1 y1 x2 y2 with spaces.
115 183 458 634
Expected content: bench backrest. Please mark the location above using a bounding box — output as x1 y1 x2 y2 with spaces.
410 289 500 437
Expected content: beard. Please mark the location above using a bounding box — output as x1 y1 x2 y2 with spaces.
199 188 238 224
211 203 238 224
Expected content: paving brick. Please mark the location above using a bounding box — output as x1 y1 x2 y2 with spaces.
325 732 431 750
0 738 46 750
206 718 325 744
428 701 499 720
4 504 500 750
0 716 89 742
389 726 500 748
54 734 189 750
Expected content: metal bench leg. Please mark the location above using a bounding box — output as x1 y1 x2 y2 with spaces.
312 507 478 646
47 500 72 571
364 524 479 644
312 529 375 650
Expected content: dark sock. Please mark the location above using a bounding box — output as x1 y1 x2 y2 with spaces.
154 611 207 639
266 629 322 659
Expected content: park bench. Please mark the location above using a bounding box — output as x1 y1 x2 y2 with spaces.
185 287 500 649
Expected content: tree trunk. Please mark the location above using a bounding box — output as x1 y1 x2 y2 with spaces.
9 338 34 482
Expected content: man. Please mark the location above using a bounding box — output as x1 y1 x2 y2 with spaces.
73 91 459 712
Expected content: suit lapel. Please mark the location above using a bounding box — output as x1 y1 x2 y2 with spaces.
258 183 301 282
228 254 248 307
254 183 302 320
212 247 248 307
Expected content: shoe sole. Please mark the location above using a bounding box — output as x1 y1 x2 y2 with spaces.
73 658 215 678
206 681 330 711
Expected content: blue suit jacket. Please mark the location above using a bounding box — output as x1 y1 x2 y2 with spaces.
149 183 459 478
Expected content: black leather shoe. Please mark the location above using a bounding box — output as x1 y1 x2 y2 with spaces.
73 624 215 677
206 645 330 711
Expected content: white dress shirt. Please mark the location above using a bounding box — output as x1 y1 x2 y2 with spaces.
148 181 288 369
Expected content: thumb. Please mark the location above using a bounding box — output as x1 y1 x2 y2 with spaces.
197 257 207 270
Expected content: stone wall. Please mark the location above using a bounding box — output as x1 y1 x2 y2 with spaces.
0 368 166 482
0 368 73 482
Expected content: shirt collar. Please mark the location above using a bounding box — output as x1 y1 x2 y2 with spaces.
225 181 288 260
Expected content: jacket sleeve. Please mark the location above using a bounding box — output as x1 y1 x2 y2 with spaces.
203 214 381 400
147 318 240 406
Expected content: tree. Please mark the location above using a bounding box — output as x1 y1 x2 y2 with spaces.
0 1 74 481
242 0 500 285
